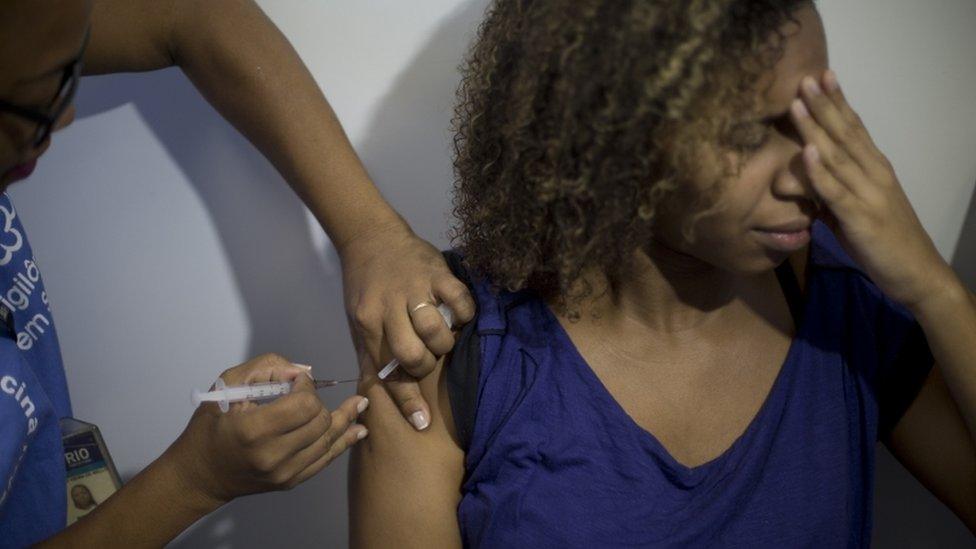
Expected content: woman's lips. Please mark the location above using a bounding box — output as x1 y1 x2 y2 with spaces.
753 226 811 253
3 159 37 182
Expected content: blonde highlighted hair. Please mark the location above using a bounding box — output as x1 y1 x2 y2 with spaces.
451 0 810 312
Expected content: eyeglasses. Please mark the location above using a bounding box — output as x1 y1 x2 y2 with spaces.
0 30 89 148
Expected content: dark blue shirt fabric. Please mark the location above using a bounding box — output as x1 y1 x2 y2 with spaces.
0 194 72 547
454 222 933 548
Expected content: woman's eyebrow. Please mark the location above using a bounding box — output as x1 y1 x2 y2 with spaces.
760 105 792 121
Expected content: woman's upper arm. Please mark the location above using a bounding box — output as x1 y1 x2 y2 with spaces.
884 365 976 533
349 356 466 549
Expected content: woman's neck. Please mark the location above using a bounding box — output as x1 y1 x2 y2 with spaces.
580 241 757 335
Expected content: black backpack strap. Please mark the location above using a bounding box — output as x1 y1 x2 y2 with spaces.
442 251 481 453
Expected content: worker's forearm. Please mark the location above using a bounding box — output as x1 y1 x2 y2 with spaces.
170 0 409 253
84 0 409 251
40 442 221 548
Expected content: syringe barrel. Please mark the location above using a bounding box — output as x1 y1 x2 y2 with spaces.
219 381 292 405
191 380 295 413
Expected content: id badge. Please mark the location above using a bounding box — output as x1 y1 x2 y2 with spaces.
61 417 122 526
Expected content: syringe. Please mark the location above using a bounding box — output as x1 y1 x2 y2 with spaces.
377 303 454 379
192 376 359 413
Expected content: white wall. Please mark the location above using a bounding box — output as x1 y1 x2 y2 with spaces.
8 0 975 546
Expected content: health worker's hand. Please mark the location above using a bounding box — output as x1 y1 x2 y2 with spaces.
169 354 368 507
338 223 475 431
790 70 960 313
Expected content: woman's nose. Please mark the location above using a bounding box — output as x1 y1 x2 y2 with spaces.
772 148 816 202
54 104 76 132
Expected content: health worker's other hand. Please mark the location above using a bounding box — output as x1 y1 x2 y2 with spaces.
790 70 958 313
339 223 475 431
169 354 368 507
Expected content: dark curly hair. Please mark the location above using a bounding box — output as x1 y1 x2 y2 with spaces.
451 0 811 313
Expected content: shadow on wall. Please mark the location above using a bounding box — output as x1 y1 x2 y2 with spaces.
871 181 976 548
950 182 976 290
73 0 488 547
355 0 490 248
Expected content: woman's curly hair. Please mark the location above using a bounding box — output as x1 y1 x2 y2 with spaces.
451 0 810 312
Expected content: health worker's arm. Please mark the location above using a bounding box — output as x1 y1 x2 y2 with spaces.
350 356 465 548
39 355 367 548
81 0 475 430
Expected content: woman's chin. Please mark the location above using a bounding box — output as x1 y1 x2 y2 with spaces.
717 249 793 276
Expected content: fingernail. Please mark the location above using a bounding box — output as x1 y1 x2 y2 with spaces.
293 363 314 379
824 70 839 92
802 76 821 96
804 144 820 164
357 397 370 415
357 428 369 440
791 98 809 118
409 411 430 431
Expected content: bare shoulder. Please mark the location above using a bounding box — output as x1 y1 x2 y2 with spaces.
349 356 465 549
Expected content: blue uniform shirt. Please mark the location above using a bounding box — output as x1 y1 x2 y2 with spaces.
0 194 72 547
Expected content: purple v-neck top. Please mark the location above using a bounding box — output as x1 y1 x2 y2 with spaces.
454 223 932 547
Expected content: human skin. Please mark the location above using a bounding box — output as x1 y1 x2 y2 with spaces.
70 485 95 510
350 5 976 546
0 0 475 433
42 354 369 547
0 0 463 545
